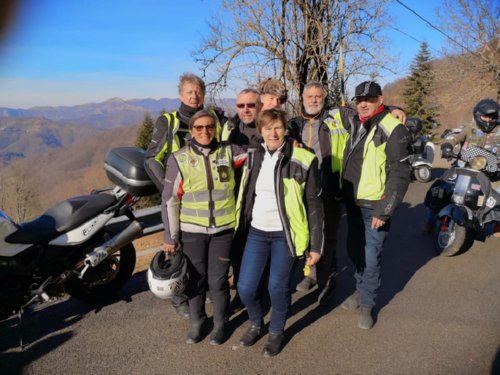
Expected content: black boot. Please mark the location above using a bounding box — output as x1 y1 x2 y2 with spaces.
262 332 284 357
173 303 190 320
186 319 205 344
239 324 262 347
209 323 225 345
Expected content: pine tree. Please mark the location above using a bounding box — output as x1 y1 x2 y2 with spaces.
135 113 154 150
134 113 161 207
403 42 438 133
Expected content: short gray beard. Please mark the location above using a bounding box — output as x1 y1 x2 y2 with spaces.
303 104 323 116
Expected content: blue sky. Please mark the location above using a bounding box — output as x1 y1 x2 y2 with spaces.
0 0 446 109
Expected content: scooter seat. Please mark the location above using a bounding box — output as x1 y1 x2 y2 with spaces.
6 194 117 244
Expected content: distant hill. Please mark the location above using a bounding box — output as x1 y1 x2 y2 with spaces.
382 53 497 131
0 117 96 165
0 124 140 218
0 97 181 129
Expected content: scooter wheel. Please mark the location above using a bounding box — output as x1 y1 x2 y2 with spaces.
414 166 432 183
435 218 470 256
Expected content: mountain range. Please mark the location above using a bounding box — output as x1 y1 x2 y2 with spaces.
0 97 181 129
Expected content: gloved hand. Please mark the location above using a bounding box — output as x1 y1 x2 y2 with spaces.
440 142 454 159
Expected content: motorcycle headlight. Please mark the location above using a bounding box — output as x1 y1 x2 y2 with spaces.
470 156 487 170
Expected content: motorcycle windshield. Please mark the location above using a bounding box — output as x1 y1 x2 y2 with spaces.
451 175 471 204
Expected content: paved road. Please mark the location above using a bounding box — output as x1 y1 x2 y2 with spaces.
1 168 499 375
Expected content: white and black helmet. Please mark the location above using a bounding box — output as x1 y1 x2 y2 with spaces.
147 249 188 299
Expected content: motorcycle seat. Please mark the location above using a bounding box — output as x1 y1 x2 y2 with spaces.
6 193 117 244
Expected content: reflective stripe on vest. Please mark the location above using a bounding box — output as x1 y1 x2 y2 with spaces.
357 113 401 200
175 145 235 228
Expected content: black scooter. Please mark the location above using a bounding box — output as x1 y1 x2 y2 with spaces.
424 143 500 256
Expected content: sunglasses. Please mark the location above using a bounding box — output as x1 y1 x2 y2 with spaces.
192 124 216 132
236 103 257 109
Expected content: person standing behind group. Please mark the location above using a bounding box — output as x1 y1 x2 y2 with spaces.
222 88 262 148
339 81 411 330
144 73 224 320
161 110 246 345
235 108 324 357
258 78 287 110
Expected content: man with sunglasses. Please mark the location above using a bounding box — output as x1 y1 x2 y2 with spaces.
222 88 262 148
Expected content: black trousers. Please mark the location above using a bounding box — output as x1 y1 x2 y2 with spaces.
314 194 342 287
181 230 232 325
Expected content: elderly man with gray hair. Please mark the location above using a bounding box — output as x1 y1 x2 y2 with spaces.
289 81 406 307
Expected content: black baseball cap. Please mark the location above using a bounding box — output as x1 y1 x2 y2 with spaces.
353 81 382 99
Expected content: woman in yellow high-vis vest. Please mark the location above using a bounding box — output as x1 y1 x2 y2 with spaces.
161 110 245 346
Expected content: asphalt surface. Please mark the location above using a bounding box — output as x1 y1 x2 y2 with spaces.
1 166 499 375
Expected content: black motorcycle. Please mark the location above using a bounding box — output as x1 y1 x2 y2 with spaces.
0 147 156 320
424 143 500 256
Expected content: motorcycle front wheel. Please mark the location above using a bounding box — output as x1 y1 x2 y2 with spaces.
435 218 470 257
66 243 136 302
414 165 432 183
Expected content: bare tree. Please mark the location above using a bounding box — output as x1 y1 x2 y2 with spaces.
437 0 500 100
194 0 393 111
4 165 40 222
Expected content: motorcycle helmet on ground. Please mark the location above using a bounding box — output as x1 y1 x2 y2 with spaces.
473 98 499 133
147 249 188 299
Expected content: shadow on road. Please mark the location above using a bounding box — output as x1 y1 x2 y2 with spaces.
284 194 437 346
0 270 149 374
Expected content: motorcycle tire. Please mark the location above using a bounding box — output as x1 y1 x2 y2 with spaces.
66 243 136 302
435 218 470 257
414 165 432 183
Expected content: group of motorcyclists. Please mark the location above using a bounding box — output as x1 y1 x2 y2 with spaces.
143 71 500 357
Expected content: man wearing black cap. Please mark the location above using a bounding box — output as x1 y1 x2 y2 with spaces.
338 81 411 329
289 81 407 307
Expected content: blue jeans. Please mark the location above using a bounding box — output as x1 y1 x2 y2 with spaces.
346 205 390 307
237 226 296 335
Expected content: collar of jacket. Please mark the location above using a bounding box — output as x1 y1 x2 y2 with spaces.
178 103 203 124
256 137 293 159
188 138 218 154
297 108 328 126
230 115 257 131
357 106 391 129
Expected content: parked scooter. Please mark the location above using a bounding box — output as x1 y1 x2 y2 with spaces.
424 143 500 256
0 147 156 320
405 117 435 182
